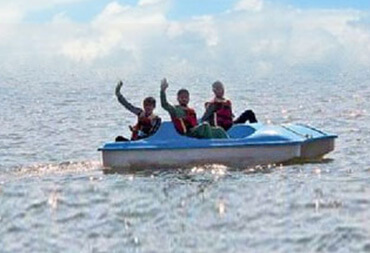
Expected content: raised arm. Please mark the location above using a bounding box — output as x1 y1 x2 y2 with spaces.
160 78 176 116
115 80 142 116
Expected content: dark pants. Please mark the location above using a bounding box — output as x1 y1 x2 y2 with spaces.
234 110 258 124
115 136 129 142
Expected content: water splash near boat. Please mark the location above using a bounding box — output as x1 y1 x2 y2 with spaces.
10 160 102 178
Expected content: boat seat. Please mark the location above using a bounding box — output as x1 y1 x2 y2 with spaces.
227 124 256 139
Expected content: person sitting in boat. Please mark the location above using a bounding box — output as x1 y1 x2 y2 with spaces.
160 78 228 139
115 80 161 141
201 80 258 131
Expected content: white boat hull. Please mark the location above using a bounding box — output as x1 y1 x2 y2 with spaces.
300 138 335 159
101 144 301 170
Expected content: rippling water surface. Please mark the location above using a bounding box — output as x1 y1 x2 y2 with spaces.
0 68 369 252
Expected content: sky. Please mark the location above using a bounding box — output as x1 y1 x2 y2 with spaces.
1 0 370 76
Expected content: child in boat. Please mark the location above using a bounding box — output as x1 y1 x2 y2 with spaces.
201 80 257 131
115 80 161 141
160 78 228 139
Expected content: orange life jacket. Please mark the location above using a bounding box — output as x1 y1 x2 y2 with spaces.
205 98 233 130
131 113 159 140
172 107 197 134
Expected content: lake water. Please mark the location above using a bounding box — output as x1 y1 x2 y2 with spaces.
0 66 369 252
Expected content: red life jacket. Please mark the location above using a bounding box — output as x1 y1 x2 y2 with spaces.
172 106 197 134
131 113 159 140
205 98 233 130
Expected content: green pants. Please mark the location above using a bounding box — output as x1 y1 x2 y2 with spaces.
188 123 229 139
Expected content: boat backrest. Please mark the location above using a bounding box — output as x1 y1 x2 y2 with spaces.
150 122 258 140
147 121 189 141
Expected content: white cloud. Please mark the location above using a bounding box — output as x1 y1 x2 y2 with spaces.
138 0 166 7
60 1 169 62
234 0 263 12
51 12 73 24
92 1 166 25
0 4 24 23
0 0 87 9
0 0 88 23
1 0 370 77
167 16 219 47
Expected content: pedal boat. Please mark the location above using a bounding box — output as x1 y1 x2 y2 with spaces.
98 121 337 170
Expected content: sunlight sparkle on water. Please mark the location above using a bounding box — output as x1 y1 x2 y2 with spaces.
14 161 101 177
312 188 342 212
48 191 59 210
210 165 227 176
133 237 140 245
217 199 226 217
190 164 228 175
191 166 204 173
89 176 103 181
313 167 321 174
244 163 277 174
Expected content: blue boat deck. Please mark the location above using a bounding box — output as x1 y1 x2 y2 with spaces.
99 122 337 151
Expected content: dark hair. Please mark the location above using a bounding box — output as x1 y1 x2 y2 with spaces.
143 96 156 107
212 80 224 88
177 89 189 96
